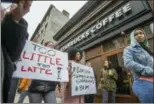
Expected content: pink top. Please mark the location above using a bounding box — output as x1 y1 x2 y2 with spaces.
139 76 154 82
62 75 84 103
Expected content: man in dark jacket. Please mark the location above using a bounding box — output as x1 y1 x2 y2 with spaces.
1 0 32 103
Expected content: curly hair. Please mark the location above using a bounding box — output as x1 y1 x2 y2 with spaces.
67 47 83 61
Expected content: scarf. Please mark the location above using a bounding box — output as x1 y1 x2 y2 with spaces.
140 42 154 57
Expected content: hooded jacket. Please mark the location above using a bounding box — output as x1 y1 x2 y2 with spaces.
123 30 153 80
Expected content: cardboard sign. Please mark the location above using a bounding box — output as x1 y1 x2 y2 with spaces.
13 41 69 82
71 61 97 96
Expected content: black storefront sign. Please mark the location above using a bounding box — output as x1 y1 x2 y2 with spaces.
61 0 152 51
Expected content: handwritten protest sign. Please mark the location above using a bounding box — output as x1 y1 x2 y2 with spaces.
13 41 69 82
71 61 97 96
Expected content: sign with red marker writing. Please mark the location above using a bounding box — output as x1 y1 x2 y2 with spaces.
71 61 97 96
13 41 69 82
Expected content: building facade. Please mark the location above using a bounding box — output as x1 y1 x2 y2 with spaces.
53 0 154 103
31 4 69 45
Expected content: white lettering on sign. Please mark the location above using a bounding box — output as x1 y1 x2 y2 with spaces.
60 3 132 51
115 8 123 18
81 34 86 39
123 3 131 13
109 13 115 22
102 18 108 26
91 25 96 33
85 30 90 37
96 22 103 30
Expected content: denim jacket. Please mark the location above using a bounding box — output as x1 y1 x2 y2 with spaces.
123 30 153 80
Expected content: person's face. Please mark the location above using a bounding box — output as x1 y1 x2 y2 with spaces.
46 42 54 48
75 52 81 61
134 29 145 43
104 61 109 67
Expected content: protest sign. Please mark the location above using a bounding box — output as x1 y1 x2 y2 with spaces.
13 41 69 82
71 61 97 96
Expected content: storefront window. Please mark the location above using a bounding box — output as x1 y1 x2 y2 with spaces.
103 36 129 52
142 23 154 51
103 41 116 52
148 38 154 52
141 23 154 39
143 25 153 36
107 53 131 95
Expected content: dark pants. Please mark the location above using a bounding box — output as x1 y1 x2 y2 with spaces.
102 89 116 103
2 46 16 103
29 91 56 103
84 95 95 103
1 48 5 103
18 92 29 103
3 58 16 103
7 78 19 103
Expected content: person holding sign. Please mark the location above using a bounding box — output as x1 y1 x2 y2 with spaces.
84 62 97 103
98 60 118 103
28 41 60 103
62 47 84 103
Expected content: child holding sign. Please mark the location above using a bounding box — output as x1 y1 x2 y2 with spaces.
62 47 84 103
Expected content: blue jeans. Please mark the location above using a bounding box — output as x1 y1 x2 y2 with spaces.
102 89 116 103
18 92 29 103
133 79 154 103
29 91 56 103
